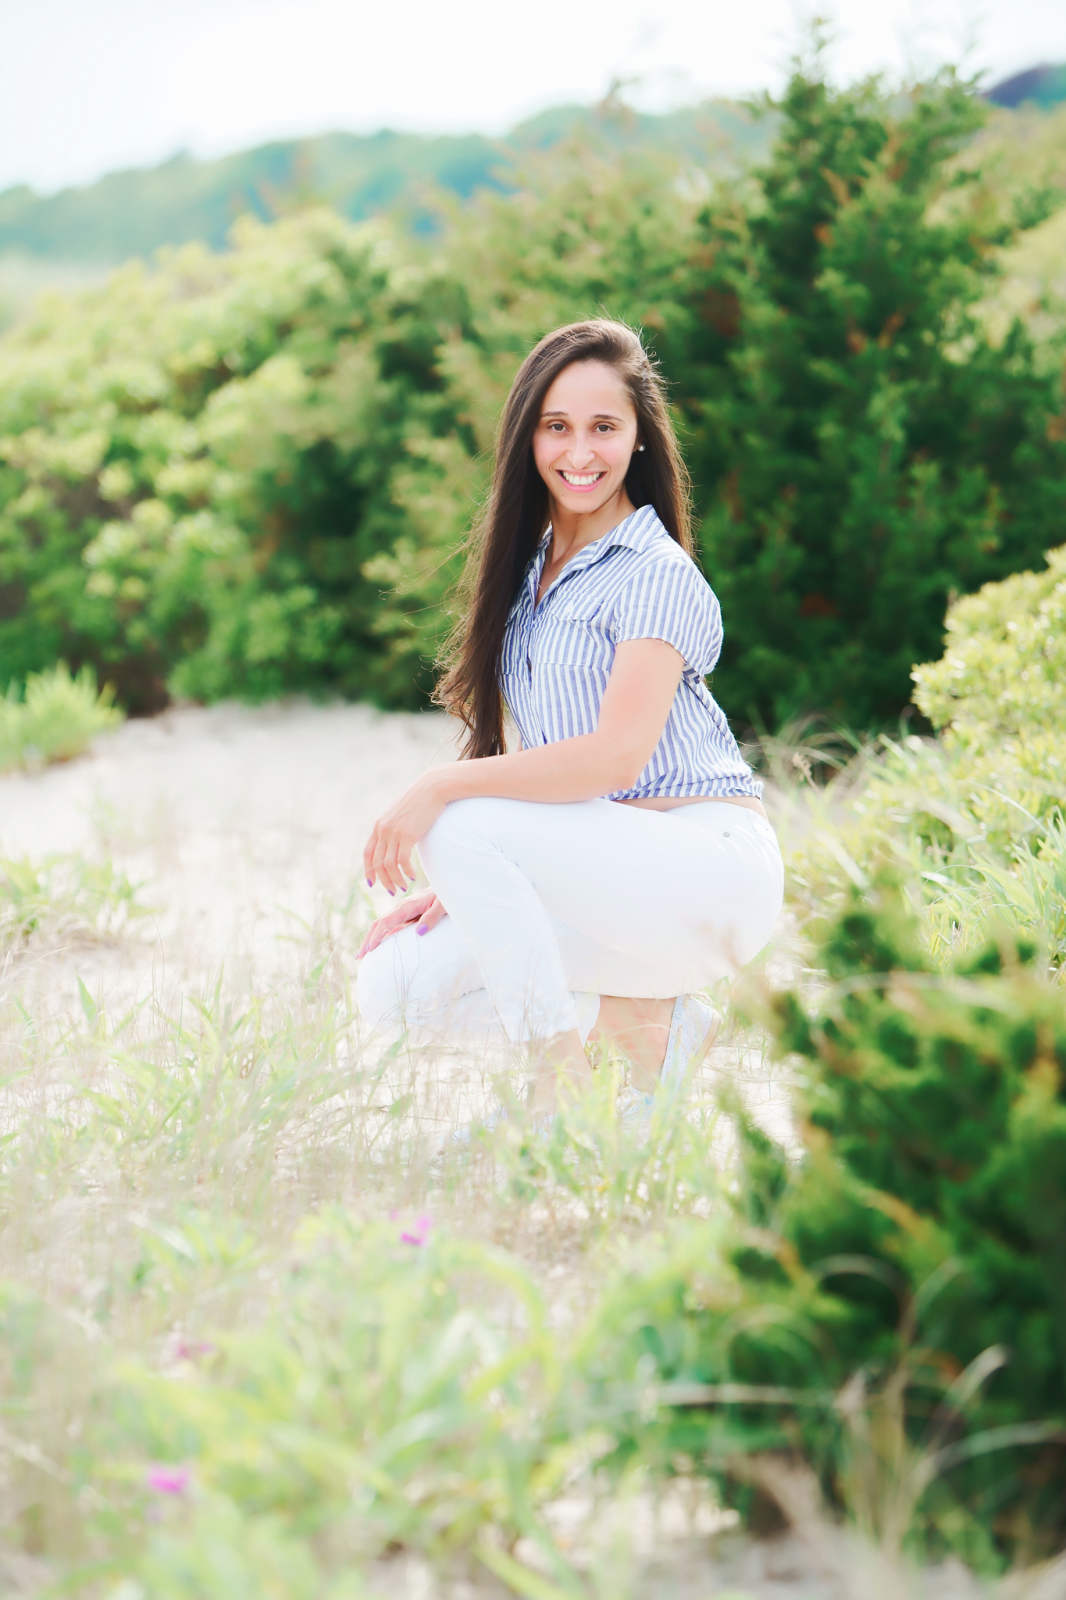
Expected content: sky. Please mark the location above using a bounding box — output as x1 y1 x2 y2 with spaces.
1 0 1063 194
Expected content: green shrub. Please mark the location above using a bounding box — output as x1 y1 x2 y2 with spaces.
0 210 460 711
913 543 1066 779
783 730 1066 967
785 544 1066 963
677 58 1066 731
0 661 122 771
590 884 1066 1567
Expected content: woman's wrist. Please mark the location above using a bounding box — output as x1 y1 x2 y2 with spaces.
423 765 461 805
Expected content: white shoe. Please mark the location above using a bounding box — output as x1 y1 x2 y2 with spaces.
659 994 721 1098
615 996 721 1133
616 1087 655 1129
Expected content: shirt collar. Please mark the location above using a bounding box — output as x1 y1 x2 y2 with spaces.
525 504 667 610
535 503 664 560
527 504 668 601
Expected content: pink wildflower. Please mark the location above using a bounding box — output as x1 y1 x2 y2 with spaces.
174 1339 216 1361
146 1464 191 1495
399 1214 432 1247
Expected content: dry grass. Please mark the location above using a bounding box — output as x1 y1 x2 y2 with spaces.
0 702 1059 1597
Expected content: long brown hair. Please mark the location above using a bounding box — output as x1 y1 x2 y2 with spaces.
434 319 693 758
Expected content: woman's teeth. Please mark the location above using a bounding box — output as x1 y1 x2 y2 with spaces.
560 471 603 486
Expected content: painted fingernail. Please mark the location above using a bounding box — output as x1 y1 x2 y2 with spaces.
416 923 427 936
366 877 373 888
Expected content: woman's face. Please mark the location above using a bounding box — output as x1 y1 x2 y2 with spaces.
531 359 640 518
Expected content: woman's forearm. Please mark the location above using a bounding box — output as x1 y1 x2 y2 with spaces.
429 733 634 806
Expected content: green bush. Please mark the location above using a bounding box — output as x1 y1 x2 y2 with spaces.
783 730 1066 969
0 661 122 771
589 884 1066 1567
675 58 1066 731
784 545 1066 964
0 210 462 711
912 543 1066 783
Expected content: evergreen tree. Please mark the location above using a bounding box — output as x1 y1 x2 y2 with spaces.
672 51 1066 730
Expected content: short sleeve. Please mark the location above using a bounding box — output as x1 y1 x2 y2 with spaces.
609 554 723 676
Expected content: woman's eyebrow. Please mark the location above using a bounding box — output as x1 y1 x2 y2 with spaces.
540 409 626 421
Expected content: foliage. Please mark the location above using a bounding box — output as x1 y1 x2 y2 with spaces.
89 1214 601 1593
0 662 122 771
586 884 1066 1567
677 55 1066 730
362 63 1066 734
970 103 1066 348
1 58 1065 732
0 146 694 713
0 209 465 710
780 544 1066 968
786 732 1066 971
912 542 1066 757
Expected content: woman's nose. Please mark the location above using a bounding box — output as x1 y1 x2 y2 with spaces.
566 435 596 467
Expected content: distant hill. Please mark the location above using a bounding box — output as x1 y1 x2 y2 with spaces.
0 99 768 269
2 69 1063 277
983 63 1066 110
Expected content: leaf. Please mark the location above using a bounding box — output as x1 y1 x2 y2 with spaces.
77 976 98 1028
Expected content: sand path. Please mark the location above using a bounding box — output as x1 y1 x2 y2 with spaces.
0 700 455 1007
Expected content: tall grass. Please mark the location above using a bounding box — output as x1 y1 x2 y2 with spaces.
0 721 1062 1596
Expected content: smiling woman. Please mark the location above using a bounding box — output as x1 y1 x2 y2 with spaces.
355 319 783 1121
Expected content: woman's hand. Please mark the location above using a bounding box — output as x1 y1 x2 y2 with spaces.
355 892 447 960
363 774 447 896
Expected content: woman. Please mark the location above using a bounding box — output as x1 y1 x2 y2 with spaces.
355 319 783 1117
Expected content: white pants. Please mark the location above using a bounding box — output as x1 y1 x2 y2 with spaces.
356 797 784 1048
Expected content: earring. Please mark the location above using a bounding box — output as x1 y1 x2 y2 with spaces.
637 444 645 452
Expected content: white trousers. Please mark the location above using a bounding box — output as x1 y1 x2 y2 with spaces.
356 796 784 1048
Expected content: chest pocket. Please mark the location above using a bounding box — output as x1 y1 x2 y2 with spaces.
538 595 613 667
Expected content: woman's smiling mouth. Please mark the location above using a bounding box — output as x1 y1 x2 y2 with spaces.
558 470 605 489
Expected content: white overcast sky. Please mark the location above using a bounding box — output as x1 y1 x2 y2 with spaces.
2 0 1063 194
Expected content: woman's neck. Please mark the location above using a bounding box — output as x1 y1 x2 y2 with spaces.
547 491 637 562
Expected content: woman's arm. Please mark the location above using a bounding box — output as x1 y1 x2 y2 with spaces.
437 637 684 803
364 638 685 893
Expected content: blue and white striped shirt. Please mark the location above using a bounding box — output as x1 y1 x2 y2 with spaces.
499 503 762 801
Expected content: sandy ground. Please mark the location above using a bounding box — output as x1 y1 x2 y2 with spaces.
0 700 456 1004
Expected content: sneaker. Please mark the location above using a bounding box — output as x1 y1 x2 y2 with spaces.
616 1086 655 1132
615 996 721 1132
660 994 722 1098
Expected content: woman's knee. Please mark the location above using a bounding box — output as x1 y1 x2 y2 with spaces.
355 937 408 1032
355 918 474 1035
420 796 512 864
